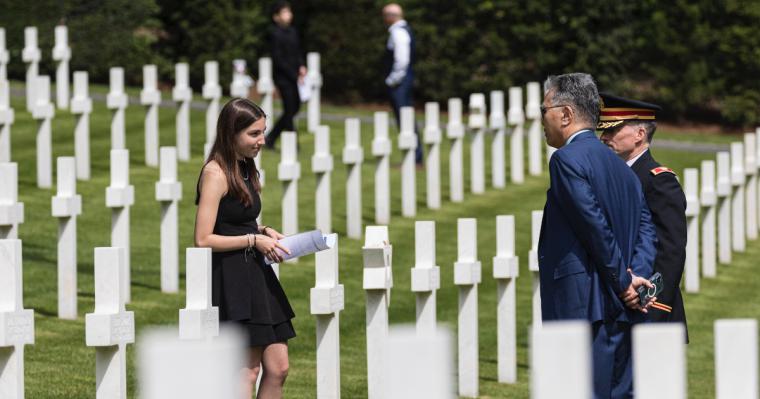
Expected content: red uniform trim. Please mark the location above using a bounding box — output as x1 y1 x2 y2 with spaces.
650 167 675 176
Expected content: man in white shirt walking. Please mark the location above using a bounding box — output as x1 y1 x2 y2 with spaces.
382 3 422 163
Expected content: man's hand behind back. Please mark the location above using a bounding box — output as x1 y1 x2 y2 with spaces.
619 269 656 313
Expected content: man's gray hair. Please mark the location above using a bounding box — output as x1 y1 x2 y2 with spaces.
543 73 600 127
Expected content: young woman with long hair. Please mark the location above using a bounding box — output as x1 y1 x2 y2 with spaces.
194 98 294 398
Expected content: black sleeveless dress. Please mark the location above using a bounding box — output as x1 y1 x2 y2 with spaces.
209 162 296 347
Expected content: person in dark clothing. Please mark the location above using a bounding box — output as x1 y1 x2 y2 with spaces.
599 93 689 343
266 1 306 149
195 98 295 399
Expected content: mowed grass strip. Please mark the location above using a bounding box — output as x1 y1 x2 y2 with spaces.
5 83 758 398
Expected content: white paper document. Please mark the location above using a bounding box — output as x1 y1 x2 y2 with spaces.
298 75 312 102
265 230 336 264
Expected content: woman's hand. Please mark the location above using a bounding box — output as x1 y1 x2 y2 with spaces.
261 225 285 240
254 234 290 263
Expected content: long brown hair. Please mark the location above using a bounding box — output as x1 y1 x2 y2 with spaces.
196 98 265 207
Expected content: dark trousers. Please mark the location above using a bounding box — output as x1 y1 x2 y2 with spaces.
388 73 422 163
267 77 301 146
592 321 633 399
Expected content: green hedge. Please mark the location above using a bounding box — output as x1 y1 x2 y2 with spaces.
2 0 759 126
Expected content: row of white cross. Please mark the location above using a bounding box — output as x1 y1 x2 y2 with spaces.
2 214 758 398
0 217 532 398
278 85 547 242
0 61 549 237
0 25 324 183
0 144 181 316
679 133 760 293
0 25 552 250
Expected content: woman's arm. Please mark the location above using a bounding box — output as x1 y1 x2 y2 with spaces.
194 162 249 252
194 162 291 262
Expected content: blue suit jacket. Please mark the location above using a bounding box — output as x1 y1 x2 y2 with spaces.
538 130 657 323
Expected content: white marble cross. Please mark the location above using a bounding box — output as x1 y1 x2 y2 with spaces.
489 91 506 189
155 147 182 293
179 248 219 340
0 28 9 82
257 57 274 134
411 221 441 335
362 226 393 399
399 106 417 216
85 247 135 399
454 218 482 398
71 71 92 180
138 327 244 399
744 133 758 239
492 215 519 383
312 125 333 233
700 160 717 278
715 319 758 399
424 102 442 208
140 65 161 167
106 149 134 303
632 323 686 399
310 237 344 398
468 93 486 194
683 168 700 293
31 75 54 188
51 157 82 319
531 321 591 399
230 59 251 98
107 67 128 150
387 325 454 399
0 163 24 239
0 79 14 163
202 61 221 158
52 25 71 110
731 142 746 252
307 52 322 133
173 63 193 161
526 82 543 176
447 98 465 202
0 239 35 399
716 151 732 264
372 112 392 224
508 87 526 184
343 119 364 239
278 131 300 255
529 210 543 327
22 27 40 112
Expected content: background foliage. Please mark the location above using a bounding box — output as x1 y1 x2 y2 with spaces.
2 0 759 125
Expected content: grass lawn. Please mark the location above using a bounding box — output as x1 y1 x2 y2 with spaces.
4 83 759 398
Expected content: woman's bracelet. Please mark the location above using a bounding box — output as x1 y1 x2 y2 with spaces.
244 233 256 262
260 225 270 235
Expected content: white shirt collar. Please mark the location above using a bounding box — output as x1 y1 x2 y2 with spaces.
626 148 649 167
388 19 407 31
565 129 590 145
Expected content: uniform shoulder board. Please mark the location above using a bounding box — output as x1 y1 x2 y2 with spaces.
650 166 676 176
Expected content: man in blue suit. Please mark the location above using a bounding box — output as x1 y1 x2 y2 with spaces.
537 73 658 398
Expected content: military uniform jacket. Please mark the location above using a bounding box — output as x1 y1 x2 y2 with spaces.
631 150 688 336
538 130 657 324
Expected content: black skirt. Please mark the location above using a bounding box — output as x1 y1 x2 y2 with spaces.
228 319 297 347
